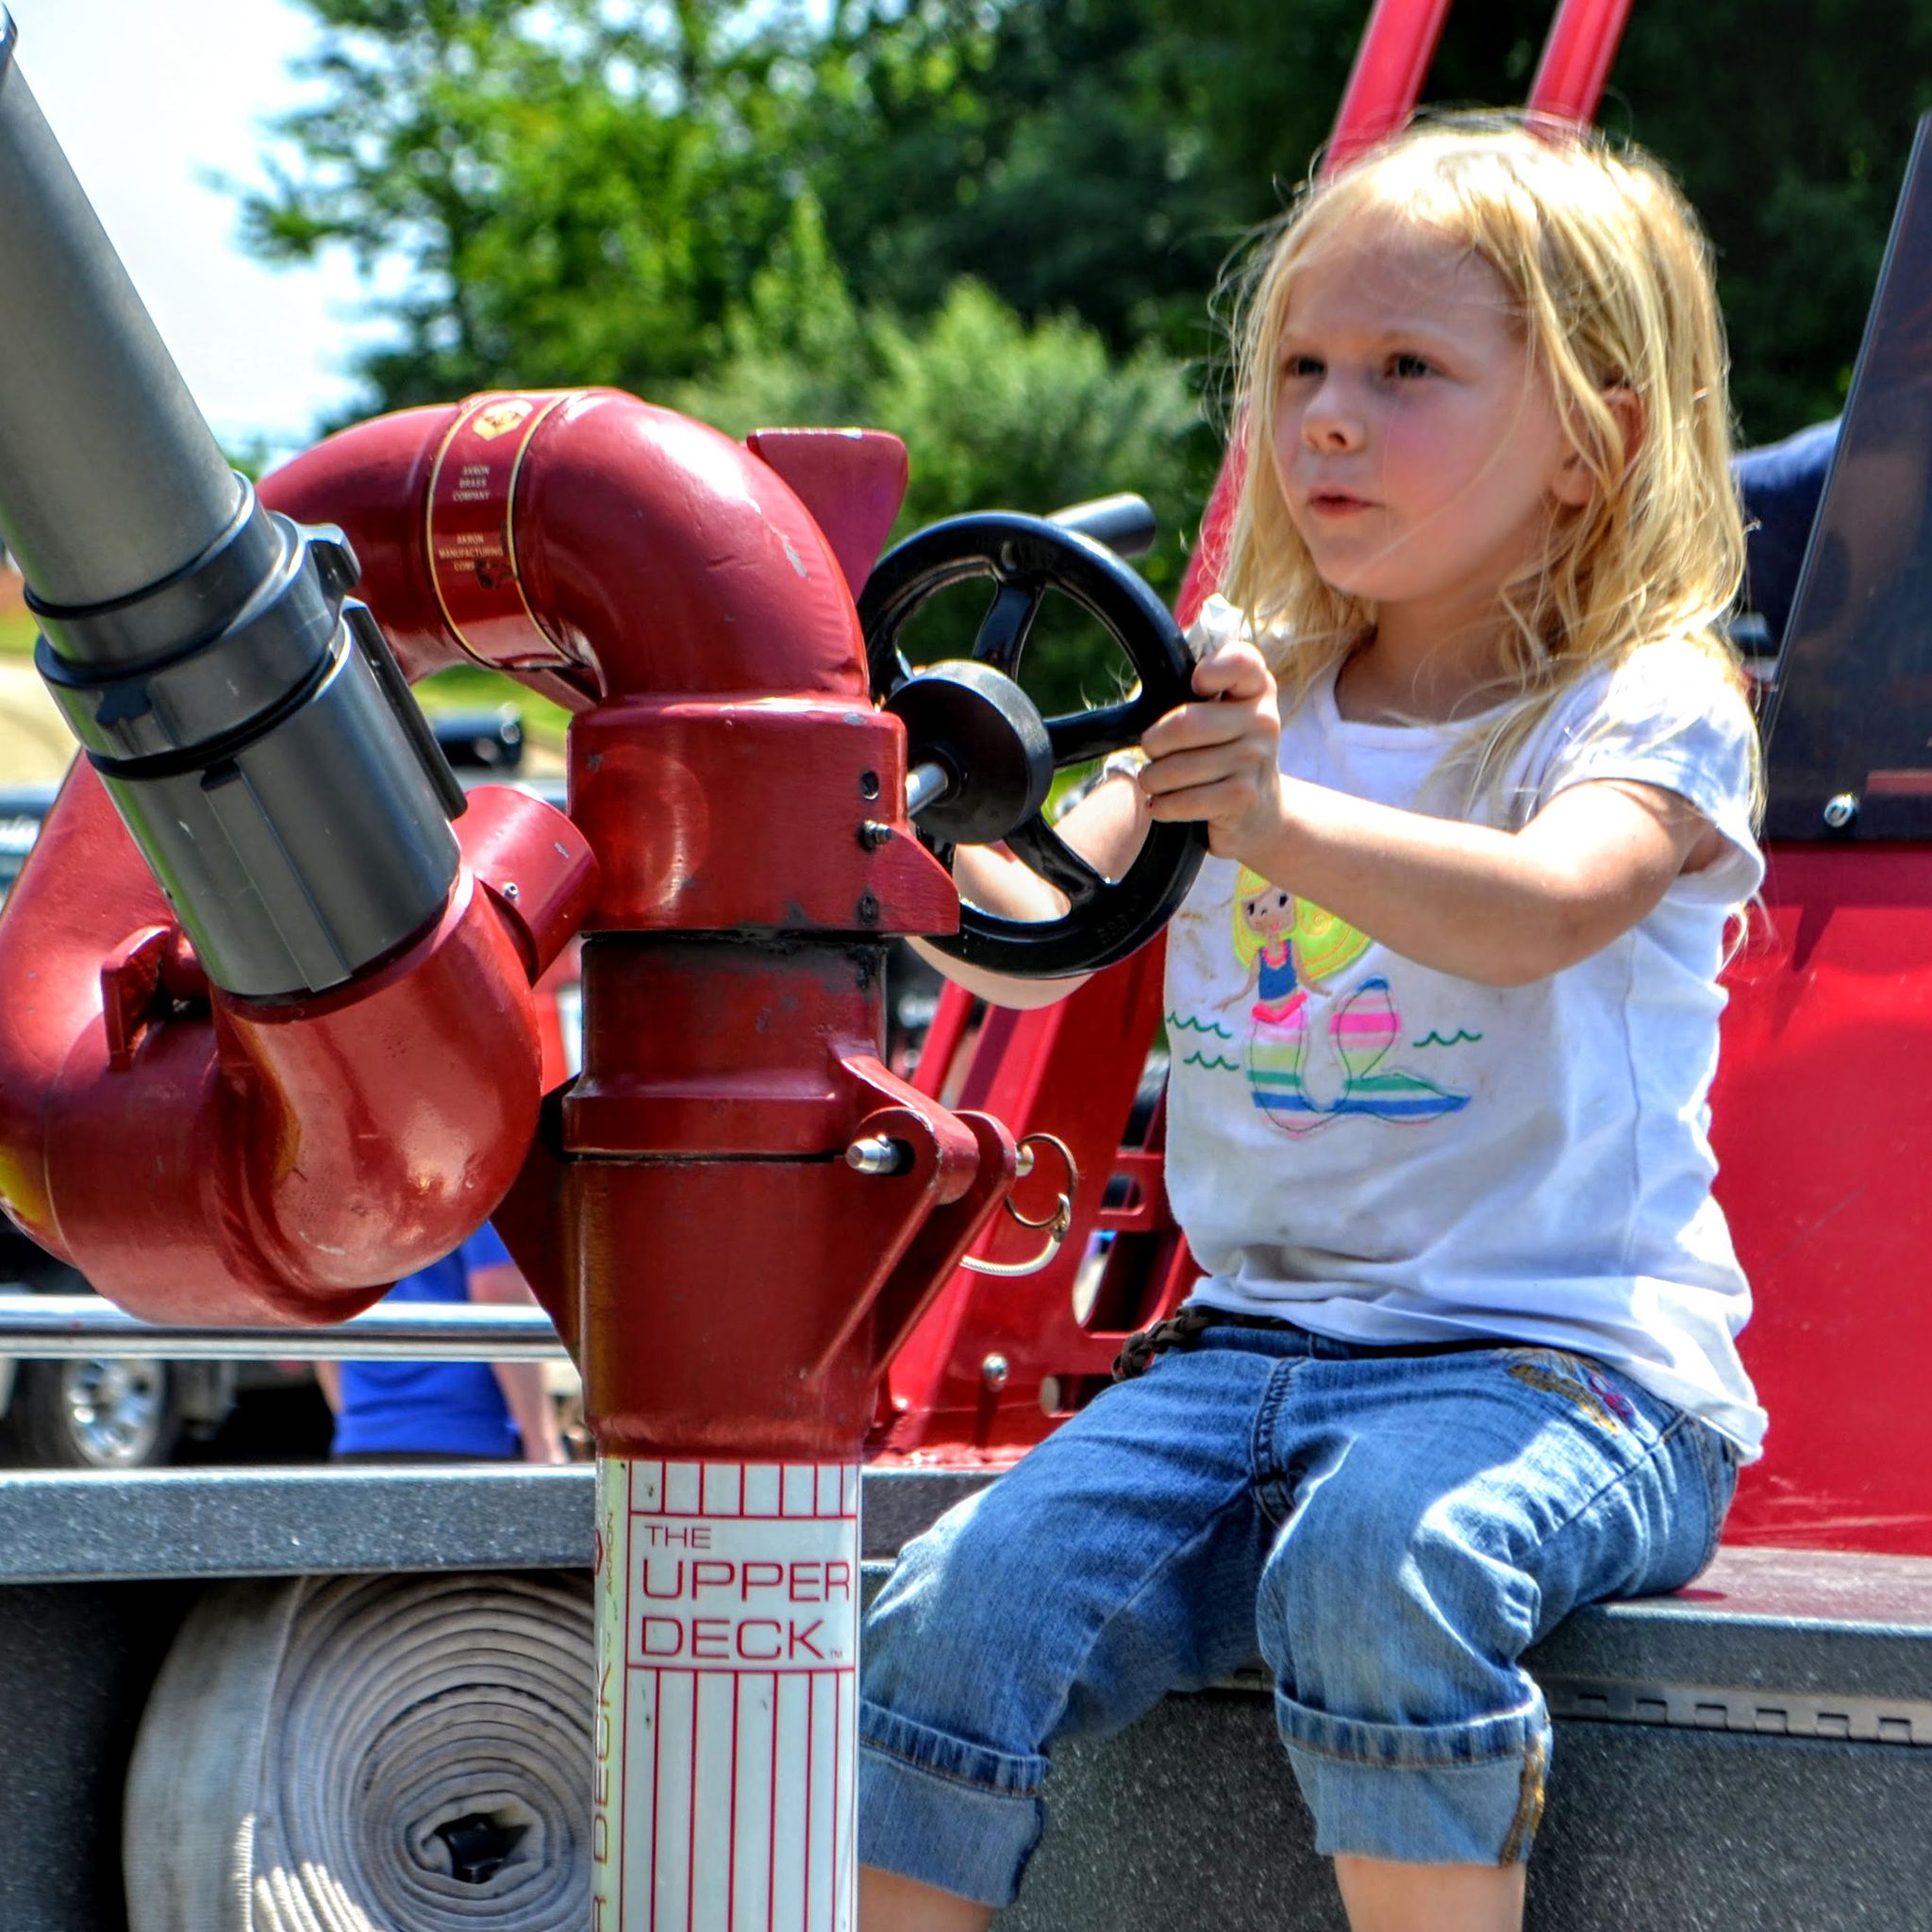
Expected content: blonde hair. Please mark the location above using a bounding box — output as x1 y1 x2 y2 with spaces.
1220 112 1756 809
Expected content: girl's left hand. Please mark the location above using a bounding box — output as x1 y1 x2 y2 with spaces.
1139 639 1288 860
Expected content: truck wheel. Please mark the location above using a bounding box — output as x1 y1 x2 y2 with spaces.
0 1356 185 1468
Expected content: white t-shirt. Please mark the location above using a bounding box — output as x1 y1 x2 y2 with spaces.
1164 601 1769 1457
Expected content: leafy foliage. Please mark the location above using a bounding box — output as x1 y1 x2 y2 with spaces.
675 207 1215 571
249 0 1932 492
242 0 819 408
673 196 1214 711
791 0 1932 441
1606 0 1932 436
797 0 1363 365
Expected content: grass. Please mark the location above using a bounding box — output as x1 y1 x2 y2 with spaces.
0 608 35 656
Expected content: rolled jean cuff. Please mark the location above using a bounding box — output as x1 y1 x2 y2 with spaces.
1275 1690 1552 1865
858 1699 1047 1907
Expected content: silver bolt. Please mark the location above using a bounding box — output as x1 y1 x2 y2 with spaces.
981 1353 1009 1391
846 1136 908 1175
1823 792 1858 831
502 880 521 899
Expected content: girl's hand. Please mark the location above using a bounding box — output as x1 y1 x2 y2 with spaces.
1139 639 1289 861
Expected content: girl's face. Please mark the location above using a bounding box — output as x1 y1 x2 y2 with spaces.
1269 220 1588 639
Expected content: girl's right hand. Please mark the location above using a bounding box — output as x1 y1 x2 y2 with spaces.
1140 639 1290 865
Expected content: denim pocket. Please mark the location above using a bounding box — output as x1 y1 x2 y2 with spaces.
1489 1346 1649 1441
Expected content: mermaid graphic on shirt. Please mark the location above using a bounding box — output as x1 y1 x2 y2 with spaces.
1232 870 1469 1134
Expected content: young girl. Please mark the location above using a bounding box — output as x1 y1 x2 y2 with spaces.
859 115 1762 1932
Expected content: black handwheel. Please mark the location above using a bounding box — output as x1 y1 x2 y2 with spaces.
859 510 1208 978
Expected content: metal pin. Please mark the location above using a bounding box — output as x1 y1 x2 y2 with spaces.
846 1136 909 1175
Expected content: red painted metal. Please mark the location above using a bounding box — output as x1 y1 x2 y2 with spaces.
532 941 581 1094
0 758 595 1324
877 941 1185 1457
0 382 1016 1461
568 698 951 939
260 390 877 710
574 964 1017 1457
1710 848 1932 1555
258 388 1016 1462
1527 0 1635 124
1327 0 1456 173
745 428 911 600
1174 448 1242 631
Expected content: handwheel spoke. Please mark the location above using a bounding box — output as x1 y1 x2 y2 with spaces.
860 508 1208 975
1005 814 1107 909
1044 697 1153 767
973 581 1046 675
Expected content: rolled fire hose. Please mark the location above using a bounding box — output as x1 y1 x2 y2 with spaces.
125 1571 593 1931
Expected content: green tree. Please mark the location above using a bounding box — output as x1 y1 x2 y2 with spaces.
797 0 1363 367
242 0 816 413
251 0 1932 452
1604 0 1932 438
676 196 1215 713
800 0 1932 440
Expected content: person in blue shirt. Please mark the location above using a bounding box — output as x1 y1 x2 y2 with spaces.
320 1224 568 1463
1733 417 1840 651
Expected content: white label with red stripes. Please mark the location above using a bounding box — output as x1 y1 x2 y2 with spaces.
593 1457 860 1932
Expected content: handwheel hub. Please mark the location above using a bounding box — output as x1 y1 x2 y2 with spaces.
883 661 1055 845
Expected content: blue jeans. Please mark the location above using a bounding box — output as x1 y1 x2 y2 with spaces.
858 1324 1737 1904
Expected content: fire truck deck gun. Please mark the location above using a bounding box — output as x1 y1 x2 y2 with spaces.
0 12 1206 1920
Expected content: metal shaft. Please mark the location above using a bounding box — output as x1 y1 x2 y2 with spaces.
0 1294 567 1359
0 12 242 608
0 11 470 1004
906 759 951 818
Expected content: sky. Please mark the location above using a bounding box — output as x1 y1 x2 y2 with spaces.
7 0 388 460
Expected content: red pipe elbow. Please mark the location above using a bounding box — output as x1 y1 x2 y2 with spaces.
0 387 910 1327
262 388 949 940
0 764 596 1324
260 389 882 706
